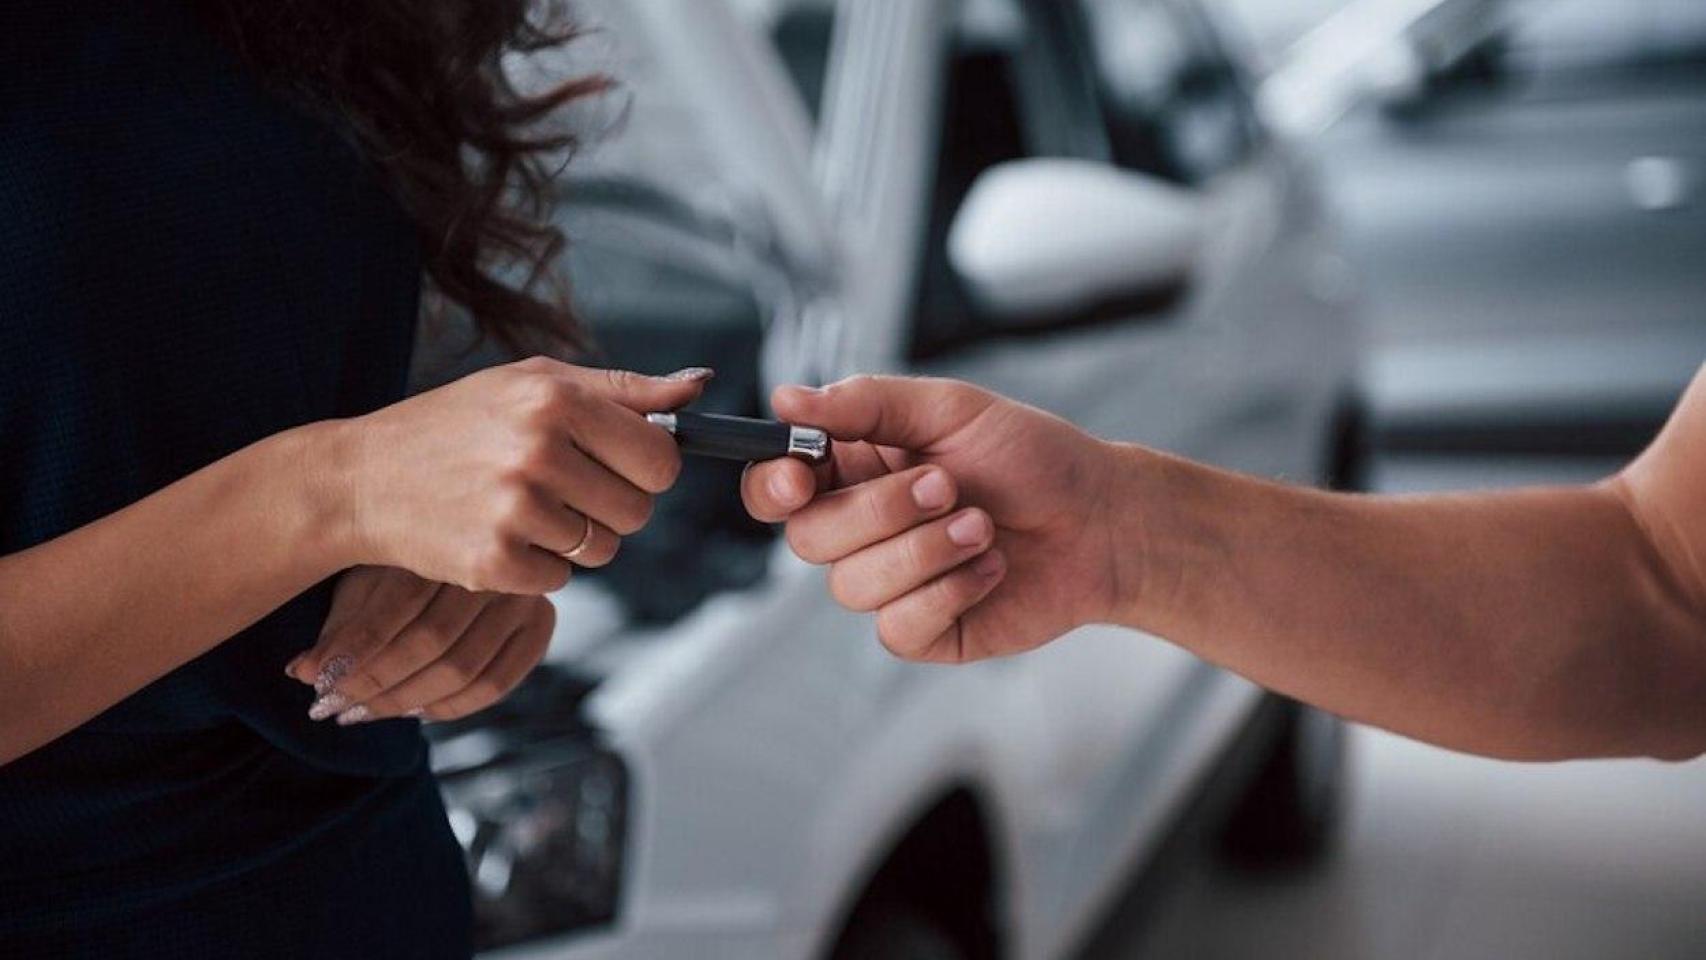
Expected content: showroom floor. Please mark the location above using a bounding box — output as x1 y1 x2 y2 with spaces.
1088 457 1706 959
1112 723 1706 959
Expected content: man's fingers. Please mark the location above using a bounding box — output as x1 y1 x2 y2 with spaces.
786 466 960 565
294 570 439 689
827 508 994 611
875 550 1007 662
742 458 817 523
772 375 994 450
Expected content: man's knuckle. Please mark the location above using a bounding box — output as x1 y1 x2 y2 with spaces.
786 522 827 565
874 615 919 661
827 567 863 611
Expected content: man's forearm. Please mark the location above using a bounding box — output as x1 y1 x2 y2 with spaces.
1110 445 1706 761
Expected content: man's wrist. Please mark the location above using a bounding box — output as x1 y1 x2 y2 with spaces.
1098 441 1197 633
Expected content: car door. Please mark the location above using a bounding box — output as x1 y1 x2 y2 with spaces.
892 0 1350 950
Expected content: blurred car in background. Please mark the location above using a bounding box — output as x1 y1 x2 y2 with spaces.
422 1 1365 957
1321 0 1706 461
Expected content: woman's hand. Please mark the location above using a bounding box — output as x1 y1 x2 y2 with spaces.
286 566 556 724
742 376 1134 663
335 358 711 595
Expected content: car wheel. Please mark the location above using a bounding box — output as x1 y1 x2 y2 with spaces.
1218 697 1347 868
832 901 969 960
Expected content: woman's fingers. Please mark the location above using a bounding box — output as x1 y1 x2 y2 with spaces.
874 550 1008 662
785 466 959 564
557 387 686 496
548 508 619 569
291 568 440 689
827 508 995 612
309 584 486 720
538 445 655 536
418 609 554 722
341 596 541 724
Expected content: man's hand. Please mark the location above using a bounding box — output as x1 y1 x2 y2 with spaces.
286 566 556 724
743 376 1132 662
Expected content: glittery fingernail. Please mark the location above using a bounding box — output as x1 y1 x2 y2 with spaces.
665 366 715 382
314 655 353 697
405 707 426 720
308 692 350 721
335 704 372 726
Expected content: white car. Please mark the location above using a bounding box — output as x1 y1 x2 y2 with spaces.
424 1 1365 957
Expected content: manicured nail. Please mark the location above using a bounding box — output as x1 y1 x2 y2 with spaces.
947 511 991 548
314 655 353 697
335 704 372 726
666 367 715 382
308 692 350 721
284 654 305 679
912 470 952 511
974 551 1005 579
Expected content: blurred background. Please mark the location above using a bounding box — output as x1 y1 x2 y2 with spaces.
431 1 1706 957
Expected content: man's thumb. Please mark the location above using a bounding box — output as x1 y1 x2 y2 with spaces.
772 375 992 449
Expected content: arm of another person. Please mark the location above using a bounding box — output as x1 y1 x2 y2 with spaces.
0 360 705 765
743 369 1706 762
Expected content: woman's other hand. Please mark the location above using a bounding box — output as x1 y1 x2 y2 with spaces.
286 566 556 724
336 358 710 595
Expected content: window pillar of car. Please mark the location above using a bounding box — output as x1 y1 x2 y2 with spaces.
770 2 838 127
908 0 1114 358
1080 0 1258 187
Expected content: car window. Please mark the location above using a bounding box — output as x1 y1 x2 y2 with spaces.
1081 0 1256 185
724 0 838 127
909 0 1103 358
446 0 779 624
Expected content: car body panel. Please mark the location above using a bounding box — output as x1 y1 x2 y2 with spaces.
455 1 1361 957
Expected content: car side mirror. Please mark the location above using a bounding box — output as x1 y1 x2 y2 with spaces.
947 159 1204 327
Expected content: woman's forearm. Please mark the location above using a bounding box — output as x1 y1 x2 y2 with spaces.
1115 447 1706 761
0 422 358 764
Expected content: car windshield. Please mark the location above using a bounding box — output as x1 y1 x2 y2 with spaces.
426 0 791 629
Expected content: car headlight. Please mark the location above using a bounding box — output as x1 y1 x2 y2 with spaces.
439 742 629 950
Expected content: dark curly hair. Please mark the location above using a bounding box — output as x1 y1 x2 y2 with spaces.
195 0 602 356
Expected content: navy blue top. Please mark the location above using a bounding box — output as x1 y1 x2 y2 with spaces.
0 2 470 955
